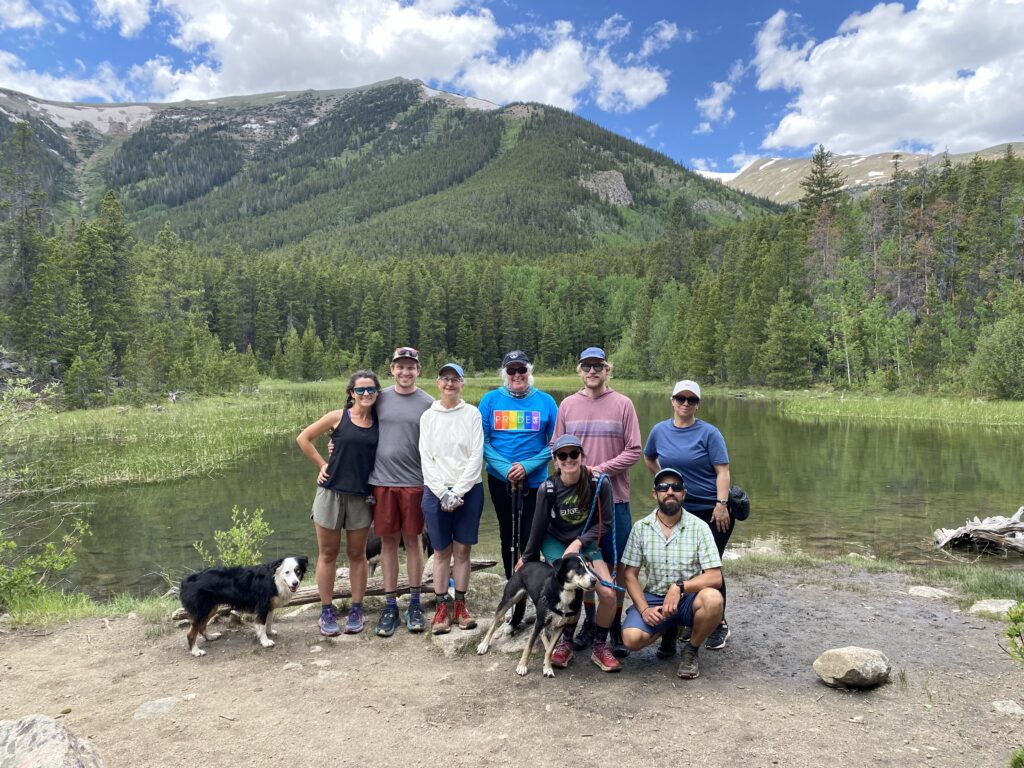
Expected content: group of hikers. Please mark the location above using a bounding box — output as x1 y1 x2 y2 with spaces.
296 345 735 680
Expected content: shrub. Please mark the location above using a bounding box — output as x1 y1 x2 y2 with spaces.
1006 601 1024 666
193 505 274 567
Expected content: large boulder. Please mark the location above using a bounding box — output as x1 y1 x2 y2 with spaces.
813 646 891 689
0 715 106 767
968 599 1018 619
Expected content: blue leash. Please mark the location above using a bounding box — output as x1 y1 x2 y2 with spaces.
580 473 625 593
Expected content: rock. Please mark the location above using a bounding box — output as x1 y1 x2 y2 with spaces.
317 670 345 682
309 645 323 653
577 170 634 206
132 697 179 720
909 586 956 599
282 662 303 671
968 599 1018 619
992 700 1024 717
813 647 891 689
0 714 106 767
431 623 486 658
311 659 331 668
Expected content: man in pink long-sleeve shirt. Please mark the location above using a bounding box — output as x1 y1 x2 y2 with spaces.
552 346 641 657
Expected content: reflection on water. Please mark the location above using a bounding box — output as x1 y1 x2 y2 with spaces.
15 390 1024 597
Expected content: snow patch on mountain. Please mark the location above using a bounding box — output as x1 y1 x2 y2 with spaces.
28 101 156 134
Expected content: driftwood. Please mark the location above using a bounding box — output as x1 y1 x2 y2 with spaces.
169 558 497 622
934 507 1024 555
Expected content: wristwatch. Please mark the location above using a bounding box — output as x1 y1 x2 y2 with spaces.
717 498 729 505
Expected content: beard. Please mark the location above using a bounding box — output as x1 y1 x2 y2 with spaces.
657 497 682 515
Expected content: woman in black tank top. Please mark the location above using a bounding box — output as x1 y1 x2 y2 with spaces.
297 370 380 636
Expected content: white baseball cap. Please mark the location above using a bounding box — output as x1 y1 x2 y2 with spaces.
671 379 701 400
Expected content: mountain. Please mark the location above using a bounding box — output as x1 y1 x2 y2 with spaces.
0 79 778 256
709 143 1024 204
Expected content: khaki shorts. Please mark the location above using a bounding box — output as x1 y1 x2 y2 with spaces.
311 487 373 531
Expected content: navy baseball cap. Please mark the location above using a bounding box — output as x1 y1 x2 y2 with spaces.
551 434 584 455
579 347 607 362
501 350 531 368
654 467 685 487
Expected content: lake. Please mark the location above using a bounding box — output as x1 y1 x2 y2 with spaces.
32 389 1024 597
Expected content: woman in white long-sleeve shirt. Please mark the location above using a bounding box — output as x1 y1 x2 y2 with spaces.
418 362 484 636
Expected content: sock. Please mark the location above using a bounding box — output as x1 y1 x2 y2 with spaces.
385 591 397 608
454 590 467 603
321 604 333 614
409 587 421 607
562 628 574 643
594 625 610 644
351 601 362 611
434 592 449 604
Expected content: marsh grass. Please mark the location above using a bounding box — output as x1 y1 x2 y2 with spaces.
3 589 176 628
775 391 1024 426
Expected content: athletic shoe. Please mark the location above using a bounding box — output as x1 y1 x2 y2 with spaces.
343 605 364 635
405 604 425 633
431 601 452 635
572 618 596 650
452 600 477 630
319 606 341 637
551 636 575 668
705 620 730 650
376 604 400 637
677 643 700 679
655 625 679 660
590 640 622 672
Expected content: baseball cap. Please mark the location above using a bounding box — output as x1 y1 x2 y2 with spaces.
392 346 420 363
551 434 584 455
501 350 531 368
654 467 685 486
578 346 607 362
438 362 465 379
671 379 701 400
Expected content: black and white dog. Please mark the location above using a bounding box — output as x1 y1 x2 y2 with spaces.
179 556 308 657
476 554 597 677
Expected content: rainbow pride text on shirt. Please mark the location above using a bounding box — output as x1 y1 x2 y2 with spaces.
493 410 542 431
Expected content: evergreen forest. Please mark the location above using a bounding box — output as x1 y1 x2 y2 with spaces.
1 84 1023 408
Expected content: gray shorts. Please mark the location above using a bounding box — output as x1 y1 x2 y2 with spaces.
311 487 373 531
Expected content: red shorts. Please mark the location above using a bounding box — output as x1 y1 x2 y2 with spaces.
372 486 424 536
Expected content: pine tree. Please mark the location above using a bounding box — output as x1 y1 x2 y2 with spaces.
800 144 846 216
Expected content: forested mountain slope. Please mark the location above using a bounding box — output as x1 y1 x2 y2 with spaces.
0 79 778 256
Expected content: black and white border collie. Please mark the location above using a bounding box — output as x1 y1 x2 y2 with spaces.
476 554 597 677
179 556 308 657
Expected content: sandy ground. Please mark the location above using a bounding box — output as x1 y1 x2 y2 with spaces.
2 564 1023 768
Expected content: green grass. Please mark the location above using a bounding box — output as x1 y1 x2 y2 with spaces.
774 390 1024 426
2 589 175 629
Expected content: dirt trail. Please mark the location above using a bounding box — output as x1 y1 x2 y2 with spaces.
2 565 1022 768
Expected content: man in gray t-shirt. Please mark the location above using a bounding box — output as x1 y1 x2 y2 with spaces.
369 347 434 638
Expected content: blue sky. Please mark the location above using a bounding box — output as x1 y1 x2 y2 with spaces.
2 0 1022 174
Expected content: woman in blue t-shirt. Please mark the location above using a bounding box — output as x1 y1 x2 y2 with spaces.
643 379 731 651
477 350 558 579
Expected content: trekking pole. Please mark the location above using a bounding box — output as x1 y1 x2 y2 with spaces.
511 481 523 565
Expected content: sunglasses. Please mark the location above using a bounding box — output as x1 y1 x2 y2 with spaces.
555 449 581 461
438 376 462 385
394 347 418 358
673 395 700 405
655 482 685 492
506 366 528 376
353 386 379 395
580 363 606 373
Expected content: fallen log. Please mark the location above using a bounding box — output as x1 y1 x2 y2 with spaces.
934 507 1024 555
169 558 498 621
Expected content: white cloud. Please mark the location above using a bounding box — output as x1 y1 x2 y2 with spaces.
0 50 131 100
596 13 630 43
729 149 759 171
695 80 735 123
0 0 45 29
632 20 679 61
753 0 1024 155
94 0 150 37
590 50 668 112
693 121 711 135
690 157 716 171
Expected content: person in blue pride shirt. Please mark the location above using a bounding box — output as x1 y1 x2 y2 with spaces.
643 379 732 653
478 350 558 578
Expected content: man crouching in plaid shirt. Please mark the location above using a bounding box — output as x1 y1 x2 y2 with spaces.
620 467 724 679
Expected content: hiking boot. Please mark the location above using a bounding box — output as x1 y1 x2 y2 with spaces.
551 636 574 668
405 603 425 633
343 605 364 634
609 623 630 659
655 625 679 660
431 601 452 635
590 639 621 672
677 642 700 679
572 618 596 650
705 620 730 650
319 606 341 637
452 600 477 630
376 604 400 637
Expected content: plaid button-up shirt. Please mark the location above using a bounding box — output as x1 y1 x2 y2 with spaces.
621 509 721 595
